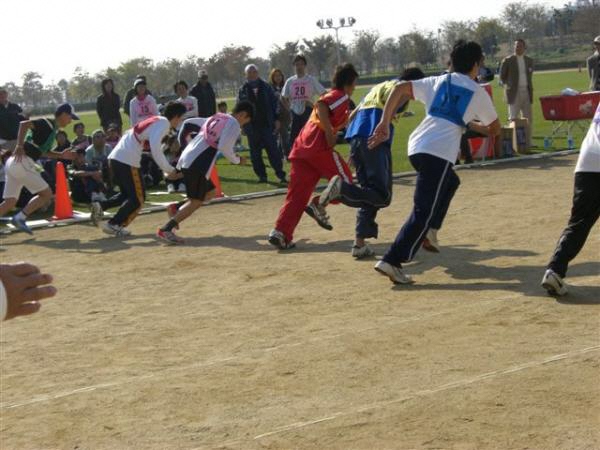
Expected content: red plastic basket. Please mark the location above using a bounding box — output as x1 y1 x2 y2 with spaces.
540 92 600 121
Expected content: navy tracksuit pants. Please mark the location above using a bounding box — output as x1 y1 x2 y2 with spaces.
338 137 393 239
383 153 460 266
246 126 286 181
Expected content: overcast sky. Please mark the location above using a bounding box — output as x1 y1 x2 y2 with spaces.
2 0 567 85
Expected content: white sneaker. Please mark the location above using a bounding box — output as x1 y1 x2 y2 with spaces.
304 201 333 230
422 228 440 253
167 184 176 194
177 183 186 193
268 229 295 250
374 260 414 284
91 192 107 202
352 243 375 259
89 202 104 227
319 175 342 207
102 222 131 237
541 269 568 296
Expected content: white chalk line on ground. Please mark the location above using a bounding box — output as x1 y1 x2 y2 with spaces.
1 294 520 410
236 345 598 442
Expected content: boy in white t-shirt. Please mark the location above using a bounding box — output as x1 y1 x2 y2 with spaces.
282 54 326 151
542 103 600 296
369 40 501 284
90 102 187 237
174 80 199 120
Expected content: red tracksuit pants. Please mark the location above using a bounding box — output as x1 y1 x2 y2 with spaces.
274 150 353 242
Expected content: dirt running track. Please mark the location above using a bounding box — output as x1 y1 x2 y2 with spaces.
1 155 599 450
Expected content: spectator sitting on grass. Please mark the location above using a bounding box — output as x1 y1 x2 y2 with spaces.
69 149 107 203
55 130 71 152
71 123 91 152
85 129 111 168
105 123 121 149
162 135 186 194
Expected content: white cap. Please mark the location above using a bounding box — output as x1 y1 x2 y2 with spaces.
244 64 258 73
594 35 600 44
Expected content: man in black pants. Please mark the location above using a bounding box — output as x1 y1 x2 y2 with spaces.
238 64 287 184
91 102 187 236
542 103 600 296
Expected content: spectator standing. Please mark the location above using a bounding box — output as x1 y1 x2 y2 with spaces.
270 68 291 157
190 70 217 118
71 123 91 152
123 75 152 117
174 80 199 119
0 88 26 152
238 64 287 184
96 78 122 132
500 39 534 149
587 36 600 91
283 55 326 148
129 78 158 126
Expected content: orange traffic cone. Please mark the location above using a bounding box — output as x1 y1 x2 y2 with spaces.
210 165 224 198
52 161 73 220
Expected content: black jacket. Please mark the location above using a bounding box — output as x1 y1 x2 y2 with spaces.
0 102 24 140
190 82 217 118
96 93 122 128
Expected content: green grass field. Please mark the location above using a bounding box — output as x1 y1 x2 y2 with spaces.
67 69 591 198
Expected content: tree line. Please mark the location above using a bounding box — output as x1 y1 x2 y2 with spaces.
3 1 599 110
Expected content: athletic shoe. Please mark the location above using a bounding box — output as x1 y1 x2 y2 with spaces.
541 269 568 296
91 192 107 202
167 183 176 194
278 177 288 186
352 243 375 259
166 203 180 230
177 183 187 193
156 228 185 245
259 177 268 183
268 229 295 250
304 201 333 231
89 202 103 227
422 228 440 253
319 175 342 207
374 260 414 284
11 215 33 235
102 222 131 237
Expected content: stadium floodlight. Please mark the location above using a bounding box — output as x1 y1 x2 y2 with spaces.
316 16 357 65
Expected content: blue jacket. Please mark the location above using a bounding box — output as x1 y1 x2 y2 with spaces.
238 78 278 131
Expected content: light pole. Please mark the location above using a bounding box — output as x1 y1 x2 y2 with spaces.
316 17 356 65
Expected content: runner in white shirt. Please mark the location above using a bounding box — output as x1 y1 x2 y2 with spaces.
155 101 254 244
90 102 187 237
368 40 501 285
542 102 600 296
174 80 199 120
282 54 326 150
129 78 159 126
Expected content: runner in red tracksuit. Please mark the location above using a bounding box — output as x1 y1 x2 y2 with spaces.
268 63 359 249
